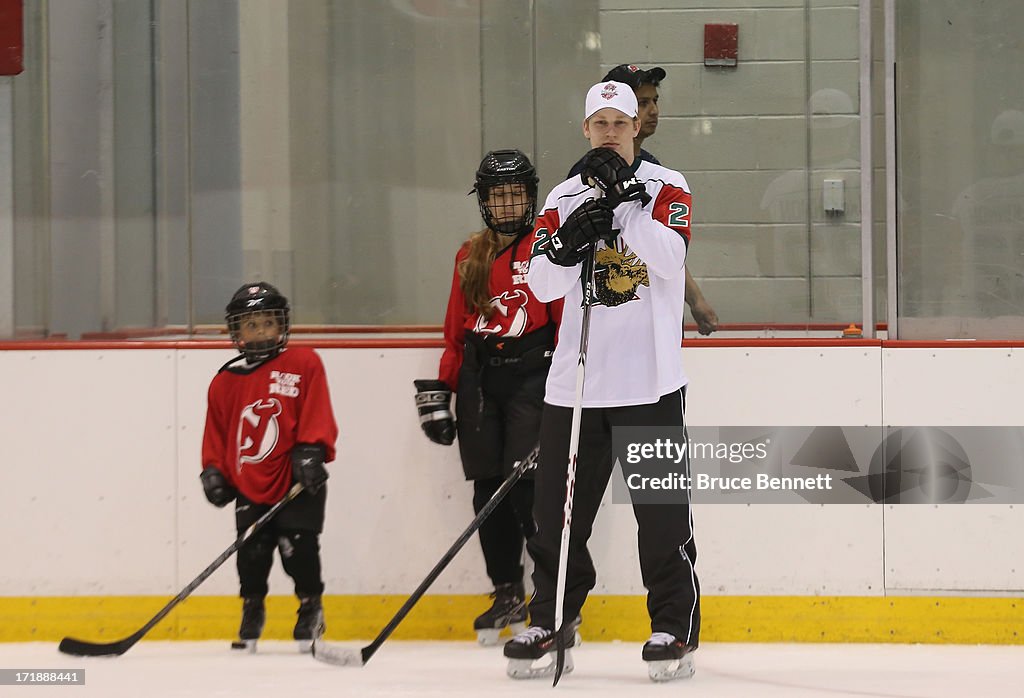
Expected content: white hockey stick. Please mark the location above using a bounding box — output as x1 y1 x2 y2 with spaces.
552 243 596 686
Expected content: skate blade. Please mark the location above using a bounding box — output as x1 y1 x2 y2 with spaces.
477 621 528 646
231 640 258 654
296 639 313 654
507 650 574 680
476 629 501 646
648 655 695 682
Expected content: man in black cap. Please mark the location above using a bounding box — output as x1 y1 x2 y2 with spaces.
568 64 719 335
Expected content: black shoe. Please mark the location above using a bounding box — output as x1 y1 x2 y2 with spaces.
642 632 693 661
294 595 324 642
473 582 527 631
238 596 266 641
503 624 577 660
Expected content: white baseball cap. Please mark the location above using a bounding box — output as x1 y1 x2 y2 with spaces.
584 81 638 121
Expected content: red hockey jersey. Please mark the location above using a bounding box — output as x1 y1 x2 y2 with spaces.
439 237 563 390
202 347 338 505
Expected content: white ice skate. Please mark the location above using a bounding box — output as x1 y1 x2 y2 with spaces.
643 632 695 682
504 624 581 679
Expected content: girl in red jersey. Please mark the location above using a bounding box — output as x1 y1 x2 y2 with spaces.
200 282 338 653
413 150 561 644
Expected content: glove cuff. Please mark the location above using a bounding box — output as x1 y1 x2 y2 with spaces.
414 378 450 392
420 409 453 424
545 246 585 268
416 390 451 408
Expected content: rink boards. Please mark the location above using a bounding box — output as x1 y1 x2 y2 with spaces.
1 342 1023 643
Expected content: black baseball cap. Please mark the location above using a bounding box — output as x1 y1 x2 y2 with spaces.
602 64 667 90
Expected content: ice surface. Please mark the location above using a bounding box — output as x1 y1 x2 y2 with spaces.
2 640 1022 697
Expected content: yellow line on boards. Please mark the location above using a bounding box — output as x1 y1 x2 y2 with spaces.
1 595 1021 644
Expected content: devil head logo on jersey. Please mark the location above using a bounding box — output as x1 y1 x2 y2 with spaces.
236 398 283 472
593 243 649 307
473 289 529 337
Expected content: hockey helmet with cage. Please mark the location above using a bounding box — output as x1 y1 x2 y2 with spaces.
225 281 291 363
472 149 539 237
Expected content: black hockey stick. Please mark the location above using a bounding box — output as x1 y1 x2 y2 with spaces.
58 483 304 657
312 447 539 667
552 243 597 687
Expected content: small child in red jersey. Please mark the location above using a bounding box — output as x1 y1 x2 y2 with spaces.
200 282 338 653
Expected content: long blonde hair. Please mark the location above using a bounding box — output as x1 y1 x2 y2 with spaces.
458 228 503 320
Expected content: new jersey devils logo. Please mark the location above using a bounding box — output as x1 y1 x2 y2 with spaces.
236 398 283 471
473 289 529 337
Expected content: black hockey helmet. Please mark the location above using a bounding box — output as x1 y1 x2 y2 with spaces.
471 149 539 236
225 281 291 363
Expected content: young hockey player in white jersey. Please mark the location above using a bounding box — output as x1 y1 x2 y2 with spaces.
502 80 700 682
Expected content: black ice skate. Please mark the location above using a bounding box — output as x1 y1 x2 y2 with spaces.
473 582 527 646
294 595 324 654
642 632 695 682
504 619 582 680
231 596 265 653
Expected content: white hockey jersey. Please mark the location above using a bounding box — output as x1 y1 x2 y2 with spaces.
528 159 692 408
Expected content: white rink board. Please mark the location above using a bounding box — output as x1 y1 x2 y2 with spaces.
1 344 1022 597
682 345 884 595
174 349 245 595
882 347 1024 592
883 504 1024 592
881 347 1024 426
683 345 882 426
0 350 179 595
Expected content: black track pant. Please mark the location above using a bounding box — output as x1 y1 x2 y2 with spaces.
235 487 326 599
526 389 700 646
473 476 535 586
457 364 545 588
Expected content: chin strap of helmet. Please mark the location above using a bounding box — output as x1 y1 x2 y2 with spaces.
240 337 283 364
505 224 534 272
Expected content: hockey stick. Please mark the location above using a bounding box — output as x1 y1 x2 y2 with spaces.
58 483 304 657
312 446 539 667
552 244 597 687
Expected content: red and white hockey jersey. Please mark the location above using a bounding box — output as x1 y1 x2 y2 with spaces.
202 347 338 505
528 159 692 407
439 237 563 389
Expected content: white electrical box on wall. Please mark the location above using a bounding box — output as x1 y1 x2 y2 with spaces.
824 179 845 215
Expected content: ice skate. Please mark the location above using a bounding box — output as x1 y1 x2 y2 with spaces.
294 595 324 654
504 620 581 680
474 582 527 646
642 632 695 682
231 597 265 654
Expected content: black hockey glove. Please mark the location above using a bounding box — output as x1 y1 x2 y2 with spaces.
291 443 329 495
413 379 455 446
200 467 236 508
545 199 615 267
580 147 652 208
